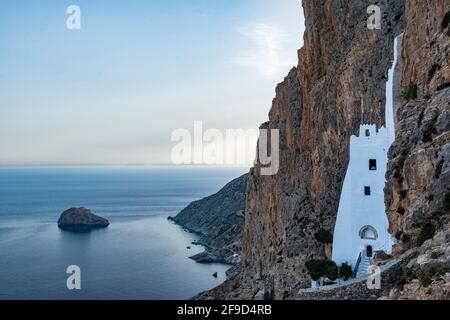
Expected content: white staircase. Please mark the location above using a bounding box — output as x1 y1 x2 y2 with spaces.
355 252 372 278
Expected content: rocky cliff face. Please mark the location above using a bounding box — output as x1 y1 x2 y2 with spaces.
382 224 450 300
386 0 450 253
198 0 449 300
241 0 404 299
172 174 248 264
382 0 450 296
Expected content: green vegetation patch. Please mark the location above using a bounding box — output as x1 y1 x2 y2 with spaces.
314 228 333 244
403 84 418 101
305 259 338 281
339 262 353 281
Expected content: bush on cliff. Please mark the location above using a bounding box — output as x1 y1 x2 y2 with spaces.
417 224 436 246
444 192 450 210
403 84 418 100
314 229 333 244
418 270 433 288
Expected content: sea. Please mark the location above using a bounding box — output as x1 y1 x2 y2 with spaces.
0 166 247 300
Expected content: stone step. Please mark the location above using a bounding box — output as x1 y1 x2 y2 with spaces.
356 256 372 278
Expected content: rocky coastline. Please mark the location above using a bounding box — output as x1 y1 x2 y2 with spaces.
170 174 248 266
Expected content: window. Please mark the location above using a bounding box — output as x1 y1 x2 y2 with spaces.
369 159 377 171
364 186 371 196
359 226 378 240
365 129 370 137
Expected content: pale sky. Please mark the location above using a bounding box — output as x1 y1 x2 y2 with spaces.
0 0 305 166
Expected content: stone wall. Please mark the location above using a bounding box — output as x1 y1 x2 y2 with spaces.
295 249 418 300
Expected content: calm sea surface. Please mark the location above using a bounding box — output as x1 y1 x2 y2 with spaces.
0 167 247 300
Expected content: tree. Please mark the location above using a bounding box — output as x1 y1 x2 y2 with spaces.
305 260 325 281
324 261 338 280
305 259 338 281
339 262 353 281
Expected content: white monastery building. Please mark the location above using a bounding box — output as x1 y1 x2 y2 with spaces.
332 34 403 277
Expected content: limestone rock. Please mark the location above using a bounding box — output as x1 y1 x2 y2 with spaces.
57 207 110 232
385 0 450 251
382 225 450 300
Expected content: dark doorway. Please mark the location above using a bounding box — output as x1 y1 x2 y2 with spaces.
366 246 373 257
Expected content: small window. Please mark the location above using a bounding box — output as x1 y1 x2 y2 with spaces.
359 226 378 240
369 159 377 171
364 186 371 196
365 129 370 137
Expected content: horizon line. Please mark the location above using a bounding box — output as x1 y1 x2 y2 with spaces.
0 164 252 169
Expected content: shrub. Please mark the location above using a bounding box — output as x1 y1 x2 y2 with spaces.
417 224 436 246
324 261 338 280
403 84 418 100
339 262 353 281
442 10 450 30
314 229 333 244
418 270 432 288
395 268 415 290
305 259 338 281
444 192 450 210
305 260 325 281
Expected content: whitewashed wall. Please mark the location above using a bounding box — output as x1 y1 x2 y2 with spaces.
332 35 402 268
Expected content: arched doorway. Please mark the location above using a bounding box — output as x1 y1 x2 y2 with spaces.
366 245 373 257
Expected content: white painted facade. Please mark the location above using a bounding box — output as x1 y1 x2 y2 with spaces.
332 124 394 269
332 34 403 271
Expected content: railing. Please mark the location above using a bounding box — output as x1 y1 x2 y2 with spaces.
353 252 362 278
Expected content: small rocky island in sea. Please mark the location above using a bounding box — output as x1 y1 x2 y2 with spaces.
57 207 110 232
